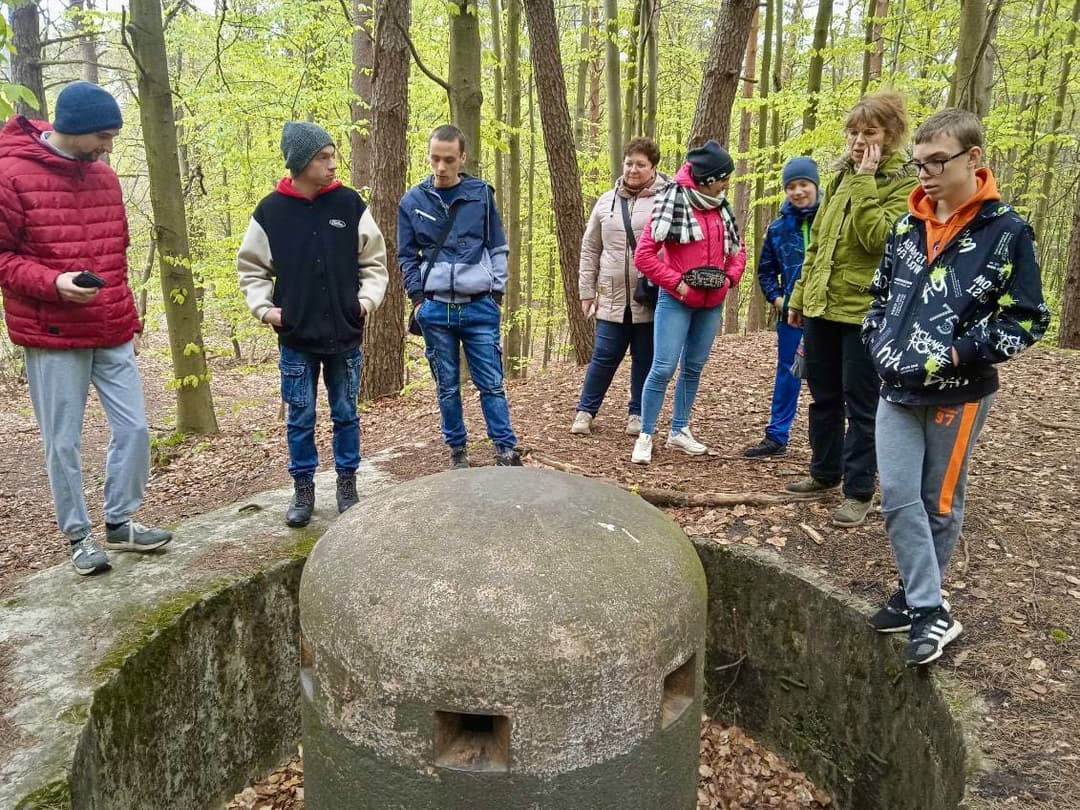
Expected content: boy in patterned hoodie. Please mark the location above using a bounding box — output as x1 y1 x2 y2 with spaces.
861 108 1050 666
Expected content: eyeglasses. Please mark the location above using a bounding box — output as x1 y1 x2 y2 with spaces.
905 149 969 177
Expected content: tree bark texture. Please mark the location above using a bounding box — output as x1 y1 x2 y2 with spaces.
687 0 757 148
504 0 525 375
1060 180 1080 348
449 0 483 175
604 0 622 181
948 0 995 116
350 0 374 191
11 1 47 118
803 0 833 133
127 0 218 434
643 0 657 138
523 0 593 364
574 0 590 148
69 0 100 85
362 0 411 399
488 0 505 203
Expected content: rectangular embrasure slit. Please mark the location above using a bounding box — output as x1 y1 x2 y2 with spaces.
661 654 696 729
433 710 511 772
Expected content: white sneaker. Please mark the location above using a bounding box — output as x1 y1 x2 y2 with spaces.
631 433 653 464
625 414 643 435
666 427 707 455
570 411 593 435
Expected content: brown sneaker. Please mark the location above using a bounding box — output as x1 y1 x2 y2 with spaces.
832 497 872 527
784 476 840 498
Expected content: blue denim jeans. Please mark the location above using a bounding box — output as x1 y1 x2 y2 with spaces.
576 319 654 417
765 320 804 445
640 290 724 436
279 344 362 480
416 296 518 450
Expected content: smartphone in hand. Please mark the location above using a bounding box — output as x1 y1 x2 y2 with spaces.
72 270 107 289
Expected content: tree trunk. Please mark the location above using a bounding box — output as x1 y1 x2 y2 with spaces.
729 8 758 335
860 0 888 94
524 0 592 364
488 0 505 202
361 0 411 399
574 0 590 148
688 0 757 147
127 0 217 434
803 0 833 132
1060 180 1080 348
350 0 374 190
744 0 775 336
622 0 642 143
949 0 997 116
524 74 537 365
69 0 100 85
10 1 46 118
449 0 483 174
504 0 525 377
643 0 658 138
604 0 621 180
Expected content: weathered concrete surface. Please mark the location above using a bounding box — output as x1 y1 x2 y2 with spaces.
693 540 978 810
300 468 708 810
0 459 397 810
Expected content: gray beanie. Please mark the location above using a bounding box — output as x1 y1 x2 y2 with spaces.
280 121 333 172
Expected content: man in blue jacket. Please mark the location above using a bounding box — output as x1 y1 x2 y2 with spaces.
398 125 521 469
744 157 820 458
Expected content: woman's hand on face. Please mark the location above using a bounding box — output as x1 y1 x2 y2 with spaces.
581 298 595 318
787 307 803 328
857 143 882 175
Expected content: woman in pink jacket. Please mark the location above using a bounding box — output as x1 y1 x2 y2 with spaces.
631 140 747 464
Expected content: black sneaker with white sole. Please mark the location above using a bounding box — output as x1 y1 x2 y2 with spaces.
905 606 962 666
869 587 912 633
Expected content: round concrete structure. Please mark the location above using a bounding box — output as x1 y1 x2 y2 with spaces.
299 467 707 809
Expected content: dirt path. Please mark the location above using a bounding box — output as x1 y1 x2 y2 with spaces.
1 331 1077 807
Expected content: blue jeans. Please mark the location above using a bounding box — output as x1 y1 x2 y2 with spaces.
640 290 724 436
279 344 362 480
765 320 804 445
416 296 518 450
576 319 654 417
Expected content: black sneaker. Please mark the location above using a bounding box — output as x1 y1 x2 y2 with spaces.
905 606 962 666
494 446 523 466
449 446 470 470
743 437 787 458
336 474 359 513
286 477 315 528
869 587 911 633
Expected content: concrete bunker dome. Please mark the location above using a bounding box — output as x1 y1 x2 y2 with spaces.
299 467 708 808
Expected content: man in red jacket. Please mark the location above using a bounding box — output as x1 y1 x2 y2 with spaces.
0 81 172 577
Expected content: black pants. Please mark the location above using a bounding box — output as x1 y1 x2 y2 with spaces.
802 317 879 501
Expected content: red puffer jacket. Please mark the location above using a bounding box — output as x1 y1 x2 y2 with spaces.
0 116 140 349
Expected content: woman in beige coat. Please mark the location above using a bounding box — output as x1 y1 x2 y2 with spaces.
571 138 666 436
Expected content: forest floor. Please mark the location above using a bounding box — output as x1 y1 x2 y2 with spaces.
1 330 1077 809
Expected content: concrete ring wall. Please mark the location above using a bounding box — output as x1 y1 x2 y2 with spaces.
31 542 976 810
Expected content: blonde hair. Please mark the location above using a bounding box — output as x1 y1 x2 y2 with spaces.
845 89 910 152
914 108 983 151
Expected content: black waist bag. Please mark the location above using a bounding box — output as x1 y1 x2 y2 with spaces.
681 265 728 289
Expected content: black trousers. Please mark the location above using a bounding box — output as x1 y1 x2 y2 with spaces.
802 317 879 501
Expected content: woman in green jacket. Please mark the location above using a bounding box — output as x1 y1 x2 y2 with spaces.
785 90 917 527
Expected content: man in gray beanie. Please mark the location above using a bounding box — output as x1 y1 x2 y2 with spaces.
0 81 172 577
238 121 389 527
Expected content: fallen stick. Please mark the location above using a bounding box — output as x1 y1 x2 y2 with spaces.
521 449 592 476
1031 417 1079 432
798 522 825 545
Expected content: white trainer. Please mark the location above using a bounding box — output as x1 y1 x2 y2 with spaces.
631 433 653 465
625 414 643 435
666 427 707 455
570 411 593 435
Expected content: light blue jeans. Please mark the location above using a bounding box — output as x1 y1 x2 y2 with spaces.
24 341 150 542
640 289 724 436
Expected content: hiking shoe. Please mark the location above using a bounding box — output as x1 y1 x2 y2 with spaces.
71 535 111 576
336 474 359 513
449 446 470 470
631 433 653 465
906 606 962 666
743 437 787 458
665 427 707 455
785 476 840 497
494 446 523 466
570 411 593 435
869 588 912 633
103 521 172 552
832 497 872 527
625 414 643 435
286 478 315 528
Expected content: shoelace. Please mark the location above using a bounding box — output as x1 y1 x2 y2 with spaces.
76 535 104 555
339 478 358 499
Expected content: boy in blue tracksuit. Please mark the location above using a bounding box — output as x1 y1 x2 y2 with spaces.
398 124 521 469
744 157 820 458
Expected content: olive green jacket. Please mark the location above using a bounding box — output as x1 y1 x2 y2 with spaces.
789 150 917 325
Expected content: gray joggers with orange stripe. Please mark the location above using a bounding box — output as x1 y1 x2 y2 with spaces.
875 395 994 610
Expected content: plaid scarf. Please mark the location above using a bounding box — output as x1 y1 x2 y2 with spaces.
650 181 741 257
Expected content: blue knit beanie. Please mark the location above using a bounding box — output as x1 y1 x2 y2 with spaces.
52 82 122 135
781 156 819 189
281 122 334 173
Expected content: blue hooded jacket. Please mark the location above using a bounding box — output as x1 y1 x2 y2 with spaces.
398 174 509 303
756 197 820 307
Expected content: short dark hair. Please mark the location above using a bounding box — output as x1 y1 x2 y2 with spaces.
429 124 466 154
914 108 984 151
623 137 660 167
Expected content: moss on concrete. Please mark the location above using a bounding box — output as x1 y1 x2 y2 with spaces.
279 526 325 560
56 703 89 726
14 779 71 810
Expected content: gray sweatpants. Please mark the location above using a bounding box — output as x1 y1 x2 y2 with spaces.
875 395 994 610
24 342 150 542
